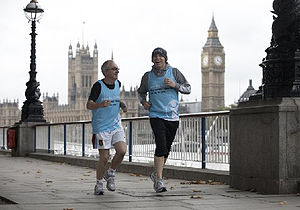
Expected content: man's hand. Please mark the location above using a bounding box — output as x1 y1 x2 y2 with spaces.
143 101 151 110
101 100 111 107
122 106 127 113
164 78 176 88
120 101 127 113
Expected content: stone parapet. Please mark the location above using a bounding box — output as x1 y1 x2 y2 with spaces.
230 97 300 194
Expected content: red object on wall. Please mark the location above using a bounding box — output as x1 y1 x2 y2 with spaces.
7 128 16 149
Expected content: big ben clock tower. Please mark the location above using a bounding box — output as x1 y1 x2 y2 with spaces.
201 16 225 112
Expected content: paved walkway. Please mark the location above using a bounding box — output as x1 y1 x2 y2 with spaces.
0 154 299 210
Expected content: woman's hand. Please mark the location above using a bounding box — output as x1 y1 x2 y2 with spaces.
164 78 176 88
143 101 152 110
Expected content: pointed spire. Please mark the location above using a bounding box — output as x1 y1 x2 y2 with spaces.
86 43 89 55
68 42 73 58
208 15 218 32
203 15 223 48
93 42 98 57
111 50 114 60
247 79 255 91
82 21 85 47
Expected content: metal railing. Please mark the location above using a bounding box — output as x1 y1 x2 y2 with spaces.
0 126 9 150
1 111 230 170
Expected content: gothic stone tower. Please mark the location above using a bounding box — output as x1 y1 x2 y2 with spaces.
68 42 98 109
201 16 225 112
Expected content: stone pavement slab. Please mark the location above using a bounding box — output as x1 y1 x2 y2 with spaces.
0 155 300 210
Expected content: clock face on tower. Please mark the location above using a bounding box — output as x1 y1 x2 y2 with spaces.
202 56 208 66
214 56 223 66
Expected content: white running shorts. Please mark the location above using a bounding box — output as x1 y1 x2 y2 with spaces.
92 127 126 149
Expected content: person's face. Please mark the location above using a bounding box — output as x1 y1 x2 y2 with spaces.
104 62 119 80
152 54 166 70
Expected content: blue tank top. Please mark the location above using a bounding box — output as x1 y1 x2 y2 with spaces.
92 80 121 133
148 66 179 120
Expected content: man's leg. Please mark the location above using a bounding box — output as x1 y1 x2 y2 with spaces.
96 149 110 180
111 141 127 170
95 149 109 195
104 141 126 191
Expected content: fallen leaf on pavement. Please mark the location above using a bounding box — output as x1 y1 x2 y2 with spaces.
209 181 222 185
190 195 202 199
180 180 206 185
130 173 142 177
279 201 287 205
37 169 42 174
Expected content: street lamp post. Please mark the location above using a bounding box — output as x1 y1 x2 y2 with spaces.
21 0 46 122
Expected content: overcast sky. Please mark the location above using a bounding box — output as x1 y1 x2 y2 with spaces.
0 0 274 107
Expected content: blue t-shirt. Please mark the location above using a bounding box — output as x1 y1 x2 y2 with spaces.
148 66 179 120
92 80 121 133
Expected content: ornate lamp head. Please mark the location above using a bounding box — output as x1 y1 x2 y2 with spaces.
24 0 44 22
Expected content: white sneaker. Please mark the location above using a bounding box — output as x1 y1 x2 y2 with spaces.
94 182 104 195
104 169 116 191
154 179 167 193
150 171 157 183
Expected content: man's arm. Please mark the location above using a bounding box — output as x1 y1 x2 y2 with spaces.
118 80 127 113
137 72 149 105
172 68 191 94
87 100 111 110
86 81 111 110
120 101 127 113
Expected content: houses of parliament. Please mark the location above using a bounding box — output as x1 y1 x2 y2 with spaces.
0 17 226 127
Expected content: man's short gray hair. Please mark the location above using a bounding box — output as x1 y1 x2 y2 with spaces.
101 60 114 71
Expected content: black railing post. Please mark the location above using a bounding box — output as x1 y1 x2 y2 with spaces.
47 124 50 153
2 127 5 149
82 123 85 157
201 117 206 169
34 126 36 152
129 121 133 162
64 124 66 155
